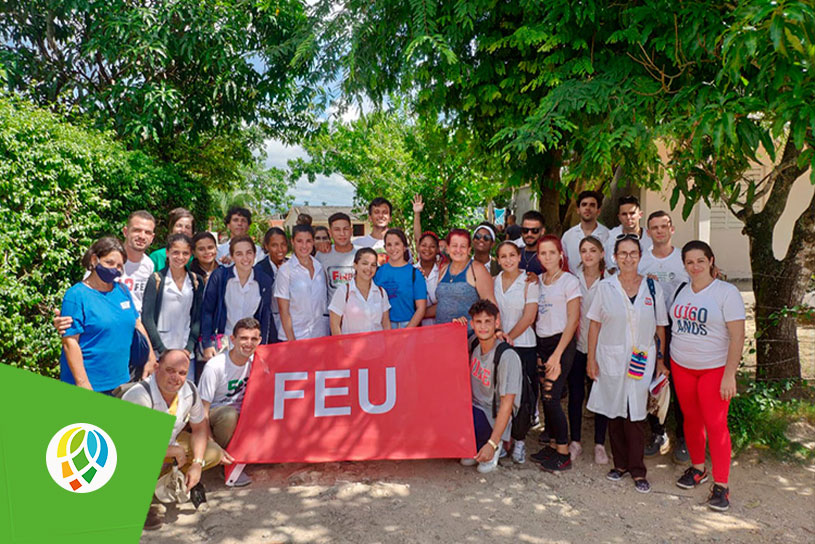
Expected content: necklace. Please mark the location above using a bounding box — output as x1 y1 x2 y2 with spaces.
543 269 563 285
447 260 468 282
521 248 536 269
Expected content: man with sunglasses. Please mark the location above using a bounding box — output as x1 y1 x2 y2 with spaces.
473 223 501 276
604 195 653 273
513 210 545 275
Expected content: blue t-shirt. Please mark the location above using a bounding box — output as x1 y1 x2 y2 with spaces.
59 282 138 391
374 263 427 322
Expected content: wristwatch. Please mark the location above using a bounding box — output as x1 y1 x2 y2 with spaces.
192 458 206 467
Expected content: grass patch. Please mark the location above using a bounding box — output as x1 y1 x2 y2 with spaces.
729 377 815 460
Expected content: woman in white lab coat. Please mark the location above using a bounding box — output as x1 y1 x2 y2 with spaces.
586 234 668 494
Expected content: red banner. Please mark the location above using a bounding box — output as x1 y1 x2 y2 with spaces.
226 323 476 464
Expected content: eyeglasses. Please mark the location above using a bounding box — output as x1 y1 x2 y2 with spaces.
473 233 493 241
616 251 640 260
521 227 541 234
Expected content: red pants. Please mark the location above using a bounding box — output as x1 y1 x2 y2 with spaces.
672 361 731 483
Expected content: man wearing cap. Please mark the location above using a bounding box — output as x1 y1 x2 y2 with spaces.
123 349 232 530
473 222 501 276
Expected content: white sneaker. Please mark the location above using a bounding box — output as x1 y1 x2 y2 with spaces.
594 444 609 465
569 441 583 460
460 457 477 466
477 441 502 473
499 445 508 459
226 470 252 487
512 440 526 464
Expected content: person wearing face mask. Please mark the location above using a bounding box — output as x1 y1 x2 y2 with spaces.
329 248 391 334
59 237 157 394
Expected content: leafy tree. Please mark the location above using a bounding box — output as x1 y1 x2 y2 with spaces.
288 108 503 237
0 0 317 188
306 0 663 234
628 1 815 380
308 0 815 379
0 95 207 376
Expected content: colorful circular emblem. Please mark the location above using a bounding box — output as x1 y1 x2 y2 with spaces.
45 423 117 493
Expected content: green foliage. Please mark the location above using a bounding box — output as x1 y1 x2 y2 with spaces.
0 0 319 188
288 108 503 236
0 95 208 376
729 377 815 459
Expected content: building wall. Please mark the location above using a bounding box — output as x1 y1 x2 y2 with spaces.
640 166 813 281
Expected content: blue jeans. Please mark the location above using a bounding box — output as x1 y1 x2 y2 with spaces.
391 320 411 329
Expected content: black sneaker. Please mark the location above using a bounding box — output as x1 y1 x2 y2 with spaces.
540 452 572 472
634 478 651 493
673 438 690 464
530 445 558 462
676 467 709 489
606 468 628 481
190 482 208 510
707 484 730 512
537 431 550 444
644 432 668 457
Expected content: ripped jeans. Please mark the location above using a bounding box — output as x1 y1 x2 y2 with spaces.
536 333 576 446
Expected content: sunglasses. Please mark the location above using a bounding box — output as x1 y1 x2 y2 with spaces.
473 233 493 241
521 227 541 234
615 233 641 241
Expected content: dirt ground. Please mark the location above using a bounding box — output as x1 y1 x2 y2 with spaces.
142 291 815 544
141 435 815 544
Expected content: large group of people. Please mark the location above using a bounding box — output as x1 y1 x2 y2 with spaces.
55 191 746 529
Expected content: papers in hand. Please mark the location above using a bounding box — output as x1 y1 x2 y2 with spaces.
650 373 669 396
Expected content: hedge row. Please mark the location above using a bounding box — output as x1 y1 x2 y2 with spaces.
0 96 210 376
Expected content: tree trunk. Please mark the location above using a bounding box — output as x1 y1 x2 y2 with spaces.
743 137 813 381
599 165 634 229
537 149 564 235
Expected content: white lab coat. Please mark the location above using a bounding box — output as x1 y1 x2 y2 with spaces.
586 275 668 421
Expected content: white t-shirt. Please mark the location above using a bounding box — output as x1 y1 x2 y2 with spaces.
353 235 387 265
156 274 194 351
605 226 653 271
328 280 391 335
274 256 329 340
223 268 261 338
536 272 581 338
122 376 204 445
121 255 154 313
494 271 539 348
415 261 440 326
198 351 253 411
670 279 746 370
216 240 265 265
561 222 610 272
316 246 357 304
575 267 603 354
638 246 690 307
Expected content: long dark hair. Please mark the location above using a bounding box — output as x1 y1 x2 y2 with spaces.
682 240 718 278
385 228 410 262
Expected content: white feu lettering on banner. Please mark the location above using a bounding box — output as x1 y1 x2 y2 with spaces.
359 367 396 414
315 370 352 417
272 368 398 419
273 371 308 420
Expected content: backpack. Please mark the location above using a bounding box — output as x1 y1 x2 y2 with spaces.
468 337 535 441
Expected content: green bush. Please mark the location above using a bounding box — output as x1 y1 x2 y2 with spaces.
0 96 210 376
729 377 815 460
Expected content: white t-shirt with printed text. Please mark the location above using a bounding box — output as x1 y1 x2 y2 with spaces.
198 351 253 411
670 279 746 370
121 255 154 313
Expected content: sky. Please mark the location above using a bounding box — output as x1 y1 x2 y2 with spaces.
262 139 355 206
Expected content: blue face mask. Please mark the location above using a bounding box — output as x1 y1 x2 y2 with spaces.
95 263 122 284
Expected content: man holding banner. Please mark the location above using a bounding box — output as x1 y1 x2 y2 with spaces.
458 299 522 474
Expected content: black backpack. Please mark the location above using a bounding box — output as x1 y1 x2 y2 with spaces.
468 337 536 441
